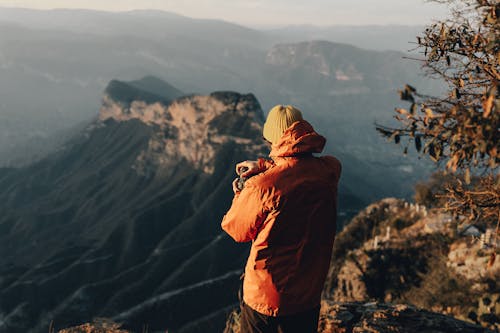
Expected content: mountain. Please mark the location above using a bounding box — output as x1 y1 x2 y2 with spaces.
263 40 424 95
0 8 271 167
1 14 438 209
0 6 439 213
262 25 425 52
0 8 270 48
0 74 427 332
54 197 500 333
103 79 177 108
0 76 183 167
257 40 439 215
0 8 438 210
0 8 436 188
0 80 268 333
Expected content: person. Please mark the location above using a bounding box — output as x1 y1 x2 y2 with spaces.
221 105 341 333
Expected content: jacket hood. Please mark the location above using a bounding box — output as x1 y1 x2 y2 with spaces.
270 120 326 157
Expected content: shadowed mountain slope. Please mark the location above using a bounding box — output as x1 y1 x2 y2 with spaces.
0 81 267 333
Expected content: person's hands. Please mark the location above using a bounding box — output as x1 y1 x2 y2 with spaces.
235 160 259 178
232 178 241 194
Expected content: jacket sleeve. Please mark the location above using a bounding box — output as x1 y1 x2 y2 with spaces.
221 183 269 243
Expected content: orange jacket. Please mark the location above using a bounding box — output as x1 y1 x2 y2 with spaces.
221 120 341 316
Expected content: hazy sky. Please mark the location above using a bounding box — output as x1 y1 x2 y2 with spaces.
0 0 449 27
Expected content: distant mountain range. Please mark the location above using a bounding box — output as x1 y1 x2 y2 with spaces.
0 8 270 167
260 40 436 208
0 8 435 167
263 25 424 52
0 7 438 208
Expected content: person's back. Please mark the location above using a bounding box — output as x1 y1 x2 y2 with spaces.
221 105 341 333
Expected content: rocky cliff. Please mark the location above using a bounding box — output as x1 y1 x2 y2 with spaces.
0 79 267 333
99 87 264 175
324 198 499 331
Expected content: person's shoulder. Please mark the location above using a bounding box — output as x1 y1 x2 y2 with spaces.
319 155 341 170
317 155 342 183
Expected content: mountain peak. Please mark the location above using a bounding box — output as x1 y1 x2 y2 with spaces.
103 79 171 108
136 92 264 175
99 76 183 123
99 79 265 175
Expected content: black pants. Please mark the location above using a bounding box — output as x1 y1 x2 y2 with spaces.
239 301 320 333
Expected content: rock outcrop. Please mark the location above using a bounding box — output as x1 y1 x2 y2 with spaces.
100 89 265 175
57 319 128 333
317 301 493 333
223 301 492 333
324 198 499 331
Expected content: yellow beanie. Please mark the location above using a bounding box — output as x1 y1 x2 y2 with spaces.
263 105 303 144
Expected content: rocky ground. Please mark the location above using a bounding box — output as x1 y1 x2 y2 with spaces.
60 301 493 333
324 198 499 331
56 319 128 333
222 301 493 333
316 301 494 333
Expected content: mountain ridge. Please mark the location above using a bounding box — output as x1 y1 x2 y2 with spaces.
0 80 267 333
0 16 437 211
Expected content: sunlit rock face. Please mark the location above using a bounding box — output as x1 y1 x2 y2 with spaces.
100 88 265 175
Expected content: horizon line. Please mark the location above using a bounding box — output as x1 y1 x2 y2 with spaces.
0 5 428 29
